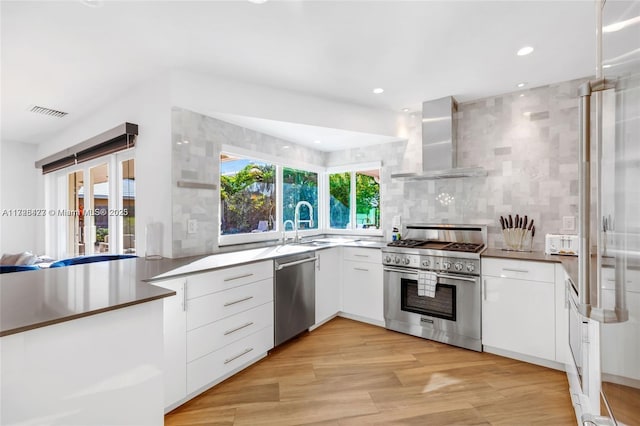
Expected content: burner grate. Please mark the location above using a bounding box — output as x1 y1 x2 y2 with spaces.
442 242 484 253
387 239 427 248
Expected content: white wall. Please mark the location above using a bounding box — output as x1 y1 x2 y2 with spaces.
170 70 402 139
35 75 173 258
0 140 40 255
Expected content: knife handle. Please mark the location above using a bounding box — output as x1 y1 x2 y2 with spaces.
500 216 505 230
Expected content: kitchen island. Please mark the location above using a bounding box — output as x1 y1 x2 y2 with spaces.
0 257 192 425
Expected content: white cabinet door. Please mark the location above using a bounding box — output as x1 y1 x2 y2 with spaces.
555 267 570 364
342 261 384 323
152 278 187 409
482 276 555 361
315 247 342 325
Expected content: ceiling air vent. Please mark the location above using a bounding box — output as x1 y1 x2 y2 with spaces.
29 105 68 118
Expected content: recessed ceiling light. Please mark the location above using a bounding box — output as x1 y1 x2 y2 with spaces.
517 46 534 56
603 64 612 69
402 108 410 112
517 82 527 88
523 111 532 117
519 94 525 97
182 140 190 144
176 141 183 145
282 145 290 149
373 88 384 94
248 0 269 3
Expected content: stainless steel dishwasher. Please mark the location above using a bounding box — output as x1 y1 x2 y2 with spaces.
274 252 317 346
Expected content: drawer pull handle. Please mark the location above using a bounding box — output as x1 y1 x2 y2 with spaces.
224 347 254 364
224 273 254 282
354 267 369 272
354 254 370 258
502 268 529 273
224 321 254 336
483 279 487 301
224 296 254 307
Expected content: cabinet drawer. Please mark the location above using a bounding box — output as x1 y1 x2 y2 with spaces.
187 325 274 395
343 247 381 264
186 260 273 300
482 258 555 283
187 278 273 331
187 301 273 362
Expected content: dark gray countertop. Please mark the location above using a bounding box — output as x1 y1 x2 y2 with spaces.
482 248 578 284
0 256 201 337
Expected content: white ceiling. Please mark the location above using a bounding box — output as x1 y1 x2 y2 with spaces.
1 0 595 149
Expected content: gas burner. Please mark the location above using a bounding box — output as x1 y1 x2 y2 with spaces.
442 242 485 253
387 239 427 248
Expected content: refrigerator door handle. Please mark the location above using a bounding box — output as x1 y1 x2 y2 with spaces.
577 80 594 318
578 78 627 324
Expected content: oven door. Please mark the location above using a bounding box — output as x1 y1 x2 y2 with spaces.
383 267 481 351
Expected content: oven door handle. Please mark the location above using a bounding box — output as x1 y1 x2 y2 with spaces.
383 268 477 283
383 267 418 275
436 273 478 283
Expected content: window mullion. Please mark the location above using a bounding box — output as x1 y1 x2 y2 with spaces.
350 172 356 230
276 165 283 233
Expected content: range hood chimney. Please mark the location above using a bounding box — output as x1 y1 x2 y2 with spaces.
391 96 487 180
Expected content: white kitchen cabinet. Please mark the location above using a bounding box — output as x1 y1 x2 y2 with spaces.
481 258 566 364
555 267 571 364
151 260 274 412
152 277 187 409
342 247 384 324
315 247 342 325
482 275 555 361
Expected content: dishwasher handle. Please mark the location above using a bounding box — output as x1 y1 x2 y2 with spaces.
275 256 318 271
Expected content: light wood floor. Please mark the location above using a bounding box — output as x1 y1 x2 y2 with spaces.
165 317 575 425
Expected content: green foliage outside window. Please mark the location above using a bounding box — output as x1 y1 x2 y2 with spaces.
283 168 318 229
220 163 276 235
329 171 380 229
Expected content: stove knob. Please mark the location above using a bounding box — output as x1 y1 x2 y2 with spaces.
402 257 410 265
466 263 475 272
454 262 463 271
394 256 401 264
384 256 392 263
443 261 452 270
421 259 430 268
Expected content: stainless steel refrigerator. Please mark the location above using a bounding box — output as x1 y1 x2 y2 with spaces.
570 1 640 425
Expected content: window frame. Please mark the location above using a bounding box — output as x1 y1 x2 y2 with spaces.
326 161 382 236
45 149 135 259
218 146 324 247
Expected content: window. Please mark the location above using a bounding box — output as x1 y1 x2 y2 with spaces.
329 167 380 231
329 172 350 229
220 154 276 235
49 153 135 258
355 170 380 229
283 167 318 230
218 152 380 244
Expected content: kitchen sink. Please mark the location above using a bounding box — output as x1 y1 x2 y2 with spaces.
296 241 333 247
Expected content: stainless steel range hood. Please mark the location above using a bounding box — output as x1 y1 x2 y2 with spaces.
391 96 487 180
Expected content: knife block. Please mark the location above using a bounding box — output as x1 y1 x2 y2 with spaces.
502 228 533 252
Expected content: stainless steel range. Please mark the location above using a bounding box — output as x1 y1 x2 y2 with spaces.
382 224 486 352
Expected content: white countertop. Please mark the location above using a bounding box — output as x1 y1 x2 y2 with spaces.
151 239 386 281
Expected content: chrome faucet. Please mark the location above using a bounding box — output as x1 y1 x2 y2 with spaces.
294 201 314 243
282 220 295 244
